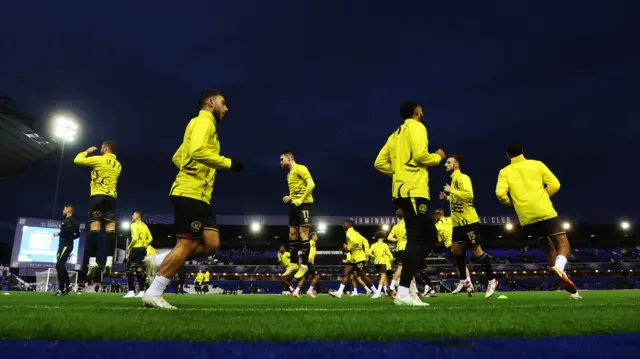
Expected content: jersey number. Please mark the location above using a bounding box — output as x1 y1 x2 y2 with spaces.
301 210 310 220
466 231 477 243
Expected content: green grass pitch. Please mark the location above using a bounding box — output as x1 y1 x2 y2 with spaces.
0 290 638 342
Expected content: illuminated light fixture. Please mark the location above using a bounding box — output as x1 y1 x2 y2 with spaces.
53 115 78 142
382 224 390 231
562 222 571 230
620 221 630 231
250 221 261 233
120 221 130 230
317 222 328 232
505 223 514 231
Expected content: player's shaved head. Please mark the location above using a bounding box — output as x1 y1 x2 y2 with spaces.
507 142 523 158
198 89 224 108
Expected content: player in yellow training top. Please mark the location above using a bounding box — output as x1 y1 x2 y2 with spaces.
495 142 580 298
277 245 299 294
143 89 244 309
440 155 497 298
434 208 471 294
124 210 153 299
74 140 122 286
280 151 315 277
374 101 445 306
330 220 381 299
386 209 406 296
292 232 321 298
369 231 393 296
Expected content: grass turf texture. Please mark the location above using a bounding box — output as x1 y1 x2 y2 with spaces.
0 290 638 342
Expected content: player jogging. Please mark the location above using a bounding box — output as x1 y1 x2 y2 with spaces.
123 211 152 299
280 152 315 277
440 155 497 298
330 220 380 299
53 204 80 296
434 208 472 293
374 101 445 306
292 232 321 298
369 231 392 296
495 142 581 299
386 209 406 296
277 246 298 293
142 89 244 309
74 141 122 286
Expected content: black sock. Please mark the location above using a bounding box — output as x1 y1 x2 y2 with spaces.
417 269 433 287
126 271 135 291
84 231 100 282
136 271 146 292
105 231 117 261
475 252 495 281
453 254 468 281
289 240 300 264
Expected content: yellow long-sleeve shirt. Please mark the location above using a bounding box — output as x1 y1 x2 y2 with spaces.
128 221 152 250
369 240 393 265
73 152 122 198
495 155 560 226
346 227 368 263
374 119 442 200
387 220 407 251
447 170 480 227
435 217 453 248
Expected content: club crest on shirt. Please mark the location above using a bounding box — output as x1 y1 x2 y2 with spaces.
190 221 202 232
418 204 428 214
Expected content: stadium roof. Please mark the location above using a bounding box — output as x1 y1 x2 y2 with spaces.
0 96 57 179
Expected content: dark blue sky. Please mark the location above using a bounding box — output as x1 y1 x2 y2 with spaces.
1 1 638 226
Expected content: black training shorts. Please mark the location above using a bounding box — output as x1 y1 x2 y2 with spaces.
171 195 217 240
394 250 405 264
89 195 117 223
375 264 386 274
352 261 366 276
289 203 313 228
452 222 482 246
524 217 565 240
127 247 147 269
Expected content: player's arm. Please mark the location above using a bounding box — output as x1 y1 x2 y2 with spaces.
362 236 371 256
73 151 102 167
296 166 315 203
450 174 474 201
539 161 561 197
384 244 392 258
409 122 442 167
171 144 184 168
374 140 393 176
144 225 153 247
387 226 398 243
495 169 512 207
128 226 137 251
189 118 232 170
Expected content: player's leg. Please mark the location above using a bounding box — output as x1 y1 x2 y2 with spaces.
124 251 137 298
329 265 352 298
540 236 558 267
389 251 403 295
136 264 146 296
356 263 380 298
376 264 387 294
55 245 72 296
394 198 434 306
469 243 497 298
306 264 320 297
450 227 471 294
288 206 301 266
291 265 309 298
103 199 118 278
549 232 578 294
84 216 102 286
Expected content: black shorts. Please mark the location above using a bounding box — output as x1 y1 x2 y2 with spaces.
127 247 147 268
352 261 366 276
375 264 386 274
394 250 405 264
452 223 482 246
386 269 393 278
289 203 313 228
171 196 217 240
57 241 73 264
88 195 117 223
307 262 317 276
393 197 438 247
524 217 565 240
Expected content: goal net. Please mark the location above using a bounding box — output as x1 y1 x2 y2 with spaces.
35 268 78 293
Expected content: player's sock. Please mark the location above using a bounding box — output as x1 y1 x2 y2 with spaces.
337 284 345 294
383 285 388 292
106 231 117 259
293 287 300 295
390 279 397 290
126 270 135 291
397 286 410 297
453 255 467 282
475 252 495 280
368 286 378 294
308 286 314 293
555 255 568 272
136 272 146 292
147 275 171 296
364 287 371 295
353 288 358 295
377 283 383 293
289 286 295 292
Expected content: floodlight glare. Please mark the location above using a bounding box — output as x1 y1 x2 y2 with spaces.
120 221 130 230
317 222 328 232
382 224 390 231
562 222 571 230
54 115 78 142
250 221 261 233
620 221 630 231
505 223 514 231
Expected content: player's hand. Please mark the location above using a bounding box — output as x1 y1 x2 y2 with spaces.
229 157 244 172
283 196 291 204
292 198 302 206
85 146 98 154
443 184 451 194
439 192 447 200
435 149 446 159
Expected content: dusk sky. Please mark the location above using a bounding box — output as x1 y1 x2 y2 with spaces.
1 1 638 227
